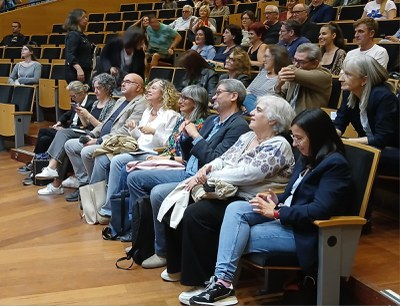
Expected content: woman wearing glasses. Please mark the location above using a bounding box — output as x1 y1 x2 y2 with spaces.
240 11 255 47
218 47 252 87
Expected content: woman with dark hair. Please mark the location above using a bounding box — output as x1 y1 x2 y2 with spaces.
240 10 255 47
95 28 146 87
247 22 268 69
177 50 218 100
8 45 41 85
210 0 230 17
189 108 352 305
191 26 216 60
319 22 346 76
218 47 251 87
209 25 243 68
63 8 93 84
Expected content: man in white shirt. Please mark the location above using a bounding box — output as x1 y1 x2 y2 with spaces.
168 5 197 31
345 17 389 69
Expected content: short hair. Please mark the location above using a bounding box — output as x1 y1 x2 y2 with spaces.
180 85 209 121
224 24 243 45
197 26 215 46
265 5 279 13
217 79 247 108
257 95 295 134
292 108 345 168
241 10 256 22
66 80 90 93
146 79 179 111
267 44 291 74
199 5 211 16
353 17 378 35
229 47 251 76
92 73 116 96
296 43 322 61
147 14 158 21
320 22 345 51
282 20 302 37
12 21 21 28
63 8 87 32
248 22 266 38
182 5 193 13
123 27 146 50
342 54 389 111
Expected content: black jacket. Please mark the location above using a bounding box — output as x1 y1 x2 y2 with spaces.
0 33 27 46
64 31 93 69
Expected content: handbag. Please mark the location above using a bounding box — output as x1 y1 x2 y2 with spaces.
79 180 107 225
191 177 238 202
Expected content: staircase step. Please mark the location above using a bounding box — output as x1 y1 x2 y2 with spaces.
11 146 35 164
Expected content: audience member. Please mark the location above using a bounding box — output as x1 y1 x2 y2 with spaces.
362 0 397 20
240 10 255 47
63 9 93 84
189 108 352 306
319 22 346 75
279 0 299 21
210 0 230 17
191 5 217 33
64 73 147 201
0 0 21 12
345 17 389 69
194 0 212 9
380 28 400 42
20 81 93 186
130 16 150 32
162 0 177 9
170 95 296 305
332 0 360 6
0 21 27 46
210 25 243 68
292 3 320 43
93 79 180 222
247 22 268 69
335 55 399 149
95 28 146 88
36 74 117 195
218 47 252 87
191 26 216 60
263 5 282 44
125 79 250 268
169 5 197 31
8 45 41 85
275 43 332 113
278 20 311 59
309 0 335 23
244 44 291 113
176 50 218 100
146 15 182 70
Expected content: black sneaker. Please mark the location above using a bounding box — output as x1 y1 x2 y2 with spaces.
22 173 34 186
18 163 33 174
189 276 238 306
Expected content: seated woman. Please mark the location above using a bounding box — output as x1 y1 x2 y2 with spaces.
319 22 346 76
191 26 216 60
35 73 117 195
19 81 92 185
244 44 291 113
218 47 251 88
240 10 255 48
176 50 218 101
209 25 243 69
247 22 268 69
8 45 41 85
92 79 180 220
191 5 217 34
162 96 296 305
362 0 397 20
210 0 230 18
189 108 352 306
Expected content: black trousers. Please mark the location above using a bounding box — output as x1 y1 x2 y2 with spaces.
65 66 92 85
165 197 240 287
35 128 57 154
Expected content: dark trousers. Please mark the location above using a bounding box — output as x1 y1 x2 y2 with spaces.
165 198 235 286
65 66 92 85
35 128 57 154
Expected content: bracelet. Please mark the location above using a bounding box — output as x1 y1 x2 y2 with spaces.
273 209 280 220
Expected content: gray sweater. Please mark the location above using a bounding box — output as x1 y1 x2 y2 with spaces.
8 61 42 85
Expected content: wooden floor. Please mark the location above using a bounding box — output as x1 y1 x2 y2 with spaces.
0 151 398 305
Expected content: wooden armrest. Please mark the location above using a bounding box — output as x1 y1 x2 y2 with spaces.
13 111 33 115
314 216 366 228
154 147 166 154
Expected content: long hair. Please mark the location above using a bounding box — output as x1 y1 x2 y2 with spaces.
268 44 291 74
63 8 87 32
178 50 212 81
24 45 37 61
292 108 345 168
320 22 345 53
180 85 209 121
146 79 180 111
229 47 251 76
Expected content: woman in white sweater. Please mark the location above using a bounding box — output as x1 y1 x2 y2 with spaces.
8 45 42 85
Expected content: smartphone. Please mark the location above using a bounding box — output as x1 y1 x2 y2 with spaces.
79 135 90 144
70 102 79 109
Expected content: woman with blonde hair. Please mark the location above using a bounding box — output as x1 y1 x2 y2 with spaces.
191 5 217 33
218 47 252 87
362 0 397 19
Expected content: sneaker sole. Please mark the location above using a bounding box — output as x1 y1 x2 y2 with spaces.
35 175 58 180
190 296 238 306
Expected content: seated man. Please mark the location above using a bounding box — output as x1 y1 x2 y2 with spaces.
308 0 335 23
274 43 332 114
263 5 281 44
124 79 250 269
64 73 147 202
292 3 320 43
168 5 198 31
278 20 310 59
0 21 27 46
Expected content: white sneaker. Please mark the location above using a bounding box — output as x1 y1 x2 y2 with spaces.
38 183 64 195
161 268 181 282
35 166 58 179
62 176 80 188
178 286 204 305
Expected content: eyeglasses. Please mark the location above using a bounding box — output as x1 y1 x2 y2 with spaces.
292 57 312 66
182 10 191 13
214 89 231 96
265 11 278 14
290 134 306 144
292 9 306 14
70 92 83 99
242 17 250 20
179 95 192 101
122 79 139 86
226 56 235 62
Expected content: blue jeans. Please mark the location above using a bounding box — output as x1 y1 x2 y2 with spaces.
215 201 295 283
127 169 191 257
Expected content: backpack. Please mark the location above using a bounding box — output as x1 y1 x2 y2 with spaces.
102 190 131 240
115 196 155 269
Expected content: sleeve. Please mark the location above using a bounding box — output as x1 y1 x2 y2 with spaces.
206 46 216 60
208 18 217 33
374 48 389 69
65 31 81 66
151 111 180 146
8 63 18 84
18 62 42 84
205 70 218 99
331 49 346 76
294 68 332 93
333 91 351 134
113 99 147 136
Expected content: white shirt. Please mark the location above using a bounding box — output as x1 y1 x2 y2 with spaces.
345 44 389 69
364 0 397 19
168 16 197 31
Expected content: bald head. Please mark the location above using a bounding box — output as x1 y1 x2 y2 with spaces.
121 73 144 100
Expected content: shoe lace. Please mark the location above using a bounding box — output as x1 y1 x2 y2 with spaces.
204 276 217 291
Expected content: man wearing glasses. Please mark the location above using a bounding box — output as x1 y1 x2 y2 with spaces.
274 43 332 114
169 5 197 31
278 20 310 59
262 5 281 44
291 3 320 43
